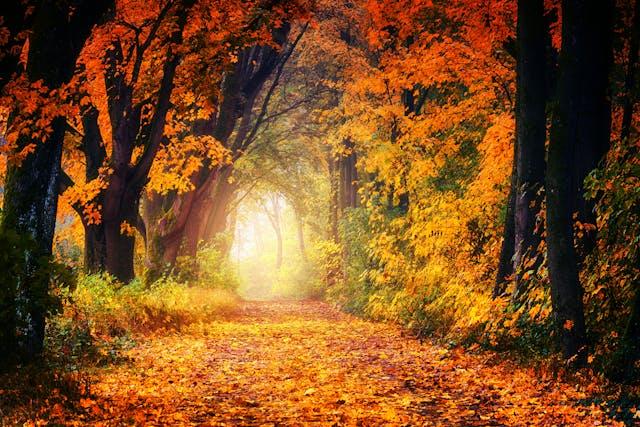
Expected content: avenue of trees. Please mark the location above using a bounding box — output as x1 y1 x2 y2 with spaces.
0 0 639 382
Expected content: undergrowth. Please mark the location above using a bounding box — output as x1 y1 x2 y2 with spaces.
0 273 239 425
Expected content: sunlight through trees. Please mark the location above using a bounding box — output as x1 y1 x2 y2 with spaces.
0 0 639 424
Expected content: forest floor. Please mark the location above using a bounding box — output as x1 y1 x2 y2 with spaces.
8 301 629 426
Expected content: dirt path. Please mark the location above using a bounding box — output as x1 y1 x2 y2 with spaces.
62 301 616 426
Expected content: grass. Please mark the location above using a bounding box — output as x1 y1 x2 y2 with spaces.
0 273 240 425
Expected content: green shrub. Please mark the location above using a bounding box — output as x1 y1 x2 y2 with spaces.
0 227 74 365
45 274 239 363
172 243 239 290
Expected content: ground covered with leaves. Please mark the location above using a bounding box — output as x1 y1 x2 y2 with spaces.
3 301 630 426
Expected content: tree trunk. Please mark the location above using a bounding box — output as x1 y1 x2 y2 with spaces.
328 153 340 242
621 0 640 142
75 104 109 273
182 192 210 258
1 0 112 360
2 117 64 359
296 212 307 261
206 179 238 242
274 222 283 271
512 0 547 300
610 289 640 381
103 179 140 283
611 0 640 380
493 141 517 298
84 223 107 274
572 4 613 262
226 207 238 259
272 197 283 270
143 179 205 277
339 139 359 212
547 0 613 366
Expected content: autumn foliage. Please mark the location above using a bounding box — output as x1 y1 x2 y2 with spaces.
1 0 640 424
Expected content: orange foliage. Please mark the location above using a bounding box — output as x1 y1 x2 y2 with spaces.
15 302 623 426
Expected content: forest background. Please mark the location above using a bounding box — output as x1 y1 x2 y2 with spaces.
0 0 639 422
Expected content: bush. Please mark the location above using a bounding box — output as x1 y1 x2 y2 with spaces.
194 244 240 290
0 227 74 365
45 273 240 365
173 243 240 290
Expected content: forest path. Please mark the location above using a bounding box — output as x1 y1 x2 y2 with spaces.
75 300 615 426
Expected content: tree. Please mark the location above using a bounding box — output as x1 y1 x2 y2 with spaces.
143 38 289 273
1 0 113 360
58 0 195 282
547 0 613 365
262 193 283 270
143 20 311 278
101 0 193 282
511 0 547 300
494 155 516 297
621 0 640 143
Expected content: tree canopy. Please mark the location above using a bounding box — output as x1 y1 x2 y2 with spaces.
1 0 640 423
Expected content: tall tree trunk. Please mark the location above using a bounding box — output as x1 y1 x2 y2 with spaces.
181 192 210 258
571 4 614 262
328 153 340 242
84 224 107 273
274 222 283 271
621 0 640 142
612 0 640 381
1 0 112 360
101 1 192 282
144 175 210 278
103 178 140 282
512 0 548 300
296 212 307 261
547 0 613 366
611 287 640 381
339 139 359 212
204 179 236 242
273 197 283 270
493 141 517 298
226 206 238 259
74 104 108 273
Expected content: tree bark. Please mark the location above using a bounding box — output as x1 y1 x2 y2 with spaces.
493 141 517 298
1 0 112 361
100 1 192 282
296 212 307 261
328 152 340 242
84 224 107 273
572 4 614 262
621 0 640 143
612 0 640 380
144 29 292 271
76 104 108 272
201 170 238 249
339 139 359 212
512 0 547 300
611 288 640 381
547 0 613 366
